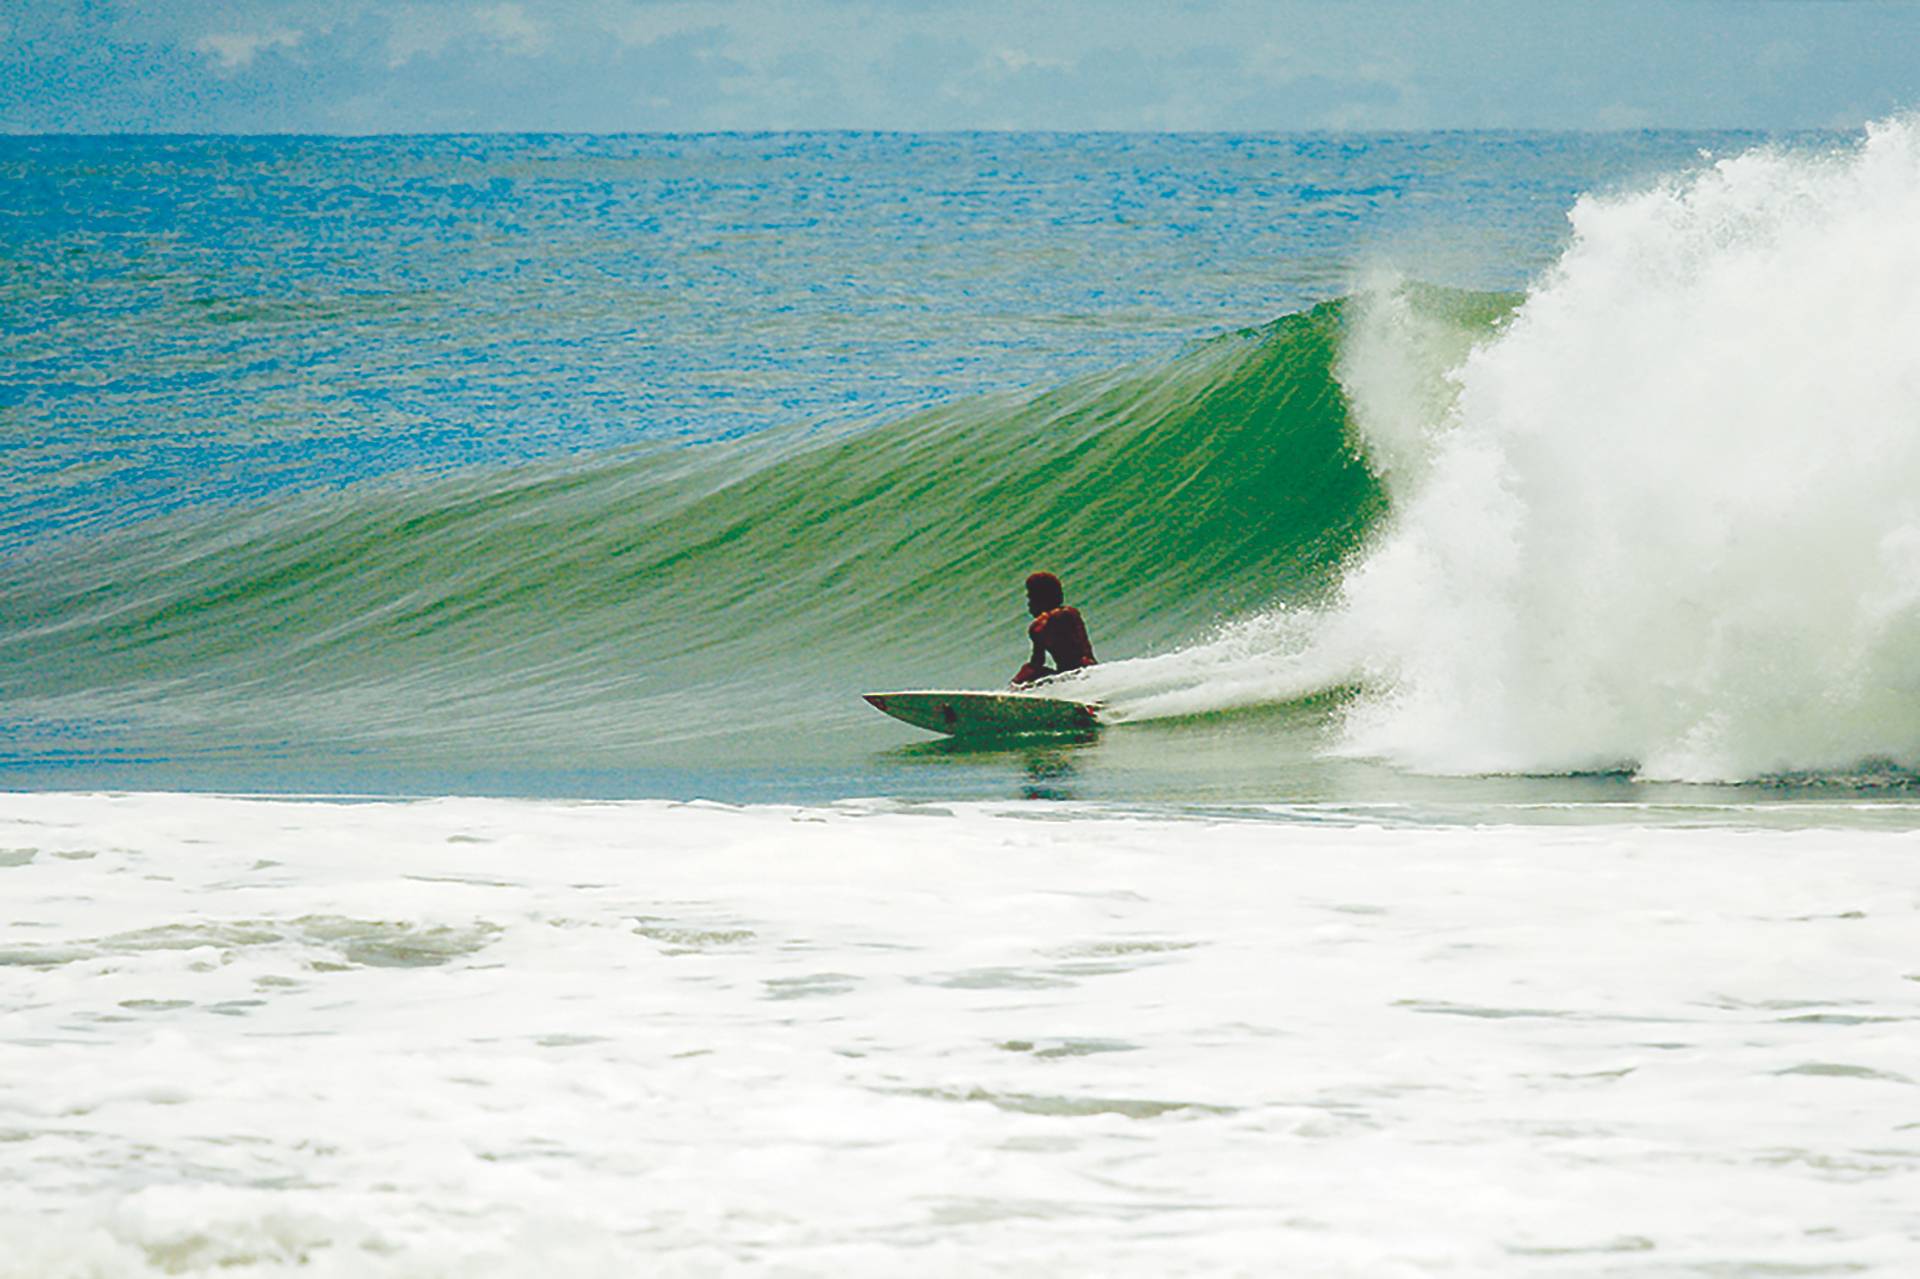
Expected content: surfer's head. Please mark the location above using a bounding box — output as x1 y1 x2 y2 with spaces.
1025 571 1063 616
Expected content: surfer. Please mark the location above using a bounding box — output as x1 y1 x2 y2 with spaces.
1012 571 1097 686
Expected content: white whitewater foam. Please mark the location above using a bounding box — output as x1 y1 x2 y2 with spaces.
1330 118 1920 780
3 792 1920 1275
1067 608 1342 722
1105 119 1920 779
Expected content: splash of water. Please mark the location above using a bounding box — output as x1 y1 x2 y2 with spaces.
1331 118 1920 781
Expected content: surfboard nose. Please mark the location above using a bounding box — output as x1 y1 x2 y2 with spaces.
863 694 888 710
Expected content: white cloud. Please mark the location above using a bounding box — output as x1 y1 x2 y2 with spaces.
991 48 1072 74
133 0 1920 132
385 7 456 68
193 26 303 71
606 2 729 49
388 2 548 67
473 3 546 56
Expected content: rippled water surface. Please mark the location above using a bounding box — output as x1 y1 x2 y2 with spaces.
3 132 1752 545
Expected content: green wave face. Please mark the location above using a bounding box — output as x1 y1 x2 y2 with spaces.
0 291 1511 771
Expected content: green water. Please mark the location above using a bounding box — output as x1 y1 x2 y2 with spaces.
4 292 1516 782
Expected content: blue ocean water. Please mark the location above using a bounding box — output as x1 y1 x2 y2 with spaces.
3 132 1753 545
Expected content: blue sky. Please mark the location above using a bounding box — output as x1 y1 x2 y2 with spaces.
3 0 1917 133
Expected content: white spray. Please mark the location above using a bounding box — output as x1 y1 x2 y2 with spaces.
1099 119 1920 782
1333 118 1920 780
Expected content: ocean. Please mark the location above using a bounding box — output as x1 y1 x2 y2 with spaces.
5 126 1920 1275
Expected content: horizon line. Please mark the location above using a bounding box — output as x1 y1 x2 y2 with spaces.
0 125 1832 141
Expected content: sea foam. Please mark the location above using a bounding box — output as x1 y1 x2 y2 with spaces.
2 792 1918 1275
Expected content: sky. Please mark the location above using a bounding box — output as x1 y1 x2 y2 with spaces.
2 0 1917 134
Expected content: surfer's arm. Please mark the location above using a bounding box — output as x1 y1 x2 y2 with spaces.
1012 626 1052 686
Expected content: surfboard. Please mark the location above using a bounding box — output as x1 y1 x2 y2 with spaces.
863 689 1103 737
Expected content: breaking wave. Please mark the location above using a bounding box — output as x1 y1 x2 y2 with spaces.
1098 117 1920 784
9 119 1920 785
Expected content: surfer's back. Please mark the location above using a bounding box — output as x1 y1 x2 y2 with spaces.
1029 606 1096 672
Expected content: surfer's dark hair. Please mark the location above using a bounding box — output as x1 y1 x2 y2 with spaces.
1025 571 1064 610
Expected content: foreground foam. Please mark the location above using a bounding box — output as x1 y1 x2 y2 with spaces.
2 792 1917 1275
